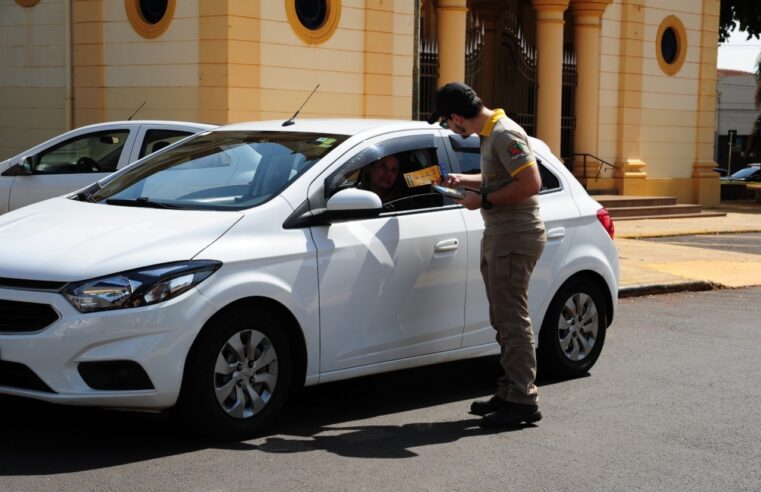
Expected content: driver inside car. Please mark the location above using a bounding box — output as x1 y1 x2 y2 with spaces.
358 154 403 203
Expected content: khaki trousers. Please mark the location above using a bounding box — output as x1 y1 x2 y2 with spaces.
480 232 545 406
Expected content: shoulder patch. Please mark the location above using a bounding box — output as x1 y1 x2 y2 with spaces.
508 141 529 158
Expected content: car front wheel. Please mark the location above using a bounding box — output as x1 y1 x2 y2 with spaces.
538 278 607 378
178 307 292 439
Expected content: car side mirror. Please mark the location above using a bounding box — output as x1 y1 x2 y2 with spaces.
1 158 34 177
282 189 383 229
326 188 383 212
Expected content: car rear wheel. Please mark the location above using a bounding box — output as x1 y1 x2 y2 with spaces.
538 278 607 378
178 307 292 439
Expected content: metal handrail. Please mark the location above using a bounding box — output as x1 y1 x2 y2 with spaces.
571 153 618 183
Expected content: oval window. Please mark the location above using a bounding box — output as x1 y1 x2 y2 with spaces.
139 0 168 25
656 16 687 76
125 0 176 39
661 27 678 64
296 0 328 30
286 0 341 45
15 0 40 6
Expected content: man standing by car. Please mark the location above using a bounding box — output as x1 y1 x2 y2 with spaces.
429 82 546 429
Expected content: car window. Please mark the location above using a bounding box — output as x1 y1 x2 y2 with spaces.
327 134 455 212
138 129 194 159
91 131 347 211
448 134 561 193
729 167 761 180
34 130 130 174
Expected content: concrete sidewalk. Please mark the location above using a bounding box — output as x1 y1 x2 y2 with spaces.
614 201 761 297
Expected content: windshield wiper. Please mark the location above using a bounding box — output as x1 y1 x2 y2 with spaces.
105 197 185 209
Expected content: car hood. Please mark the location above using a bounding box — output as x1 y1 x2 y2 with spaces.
0 197 243 282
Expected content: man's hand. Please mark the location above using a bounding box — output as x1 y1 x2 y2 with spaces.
441 172 482 189
441 173 462 188
456 189 481 210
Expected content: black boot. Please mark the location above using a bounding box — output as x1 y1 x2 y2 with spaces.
469 395 509 416
479 402 542 428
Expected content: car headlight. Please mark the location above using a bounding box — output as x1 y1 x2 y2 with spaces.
62 260 222 313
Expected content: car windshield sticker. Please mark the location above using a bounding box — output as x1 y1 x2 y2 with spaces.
314 137 337 148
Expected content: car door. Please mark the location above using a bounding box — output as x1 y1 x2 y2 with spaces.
7 124 139 211
310 130 468 373
444 134 580 347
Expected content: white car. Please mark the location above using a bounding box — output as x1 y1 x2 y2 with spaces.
0 119 618 438
0 120 215 214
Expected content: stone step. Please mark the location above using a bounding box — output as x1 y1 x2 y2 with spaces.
594 195 677 208
607 203 703 218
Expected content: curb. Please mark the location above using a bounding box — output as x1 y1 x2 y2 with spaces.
618 280 716 298
617 229 761 240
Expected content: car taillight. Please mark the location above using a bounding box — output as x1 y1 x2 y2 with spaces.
596 208 615 239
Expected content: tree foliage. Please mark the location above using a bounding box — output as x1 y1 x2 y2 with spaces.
719 0 761 43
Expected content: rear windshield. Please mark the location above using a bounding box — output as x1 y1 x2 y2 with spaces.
91 131 347 210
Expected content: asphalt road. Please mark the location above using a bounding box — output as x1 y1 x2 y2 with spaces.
1 287 760 491
643 232 761 256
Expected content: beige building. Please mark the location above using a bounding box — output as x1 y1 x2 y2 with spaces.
0 0 721 205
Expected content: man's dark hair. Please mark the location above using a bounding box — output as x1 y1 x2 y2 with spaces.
428 82 483 123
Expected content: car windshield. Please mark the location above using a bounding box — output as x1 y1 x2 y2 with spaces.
90 131 347 210
729 167 760 180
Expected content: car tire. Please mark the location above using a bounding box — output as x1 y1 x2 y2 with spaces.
538 278 607 378
178 306 292 439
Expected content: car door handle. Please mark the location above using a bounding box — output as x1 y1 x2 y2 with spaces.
547 227 565 240
434 239 459 252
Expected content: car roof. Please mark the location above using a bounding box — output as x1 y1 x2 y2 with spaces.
75 120 217 131
213 118 553 154
216 119 436 137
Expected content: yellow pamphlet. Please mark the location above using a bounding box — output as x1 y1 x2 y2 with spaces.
403 165 441 187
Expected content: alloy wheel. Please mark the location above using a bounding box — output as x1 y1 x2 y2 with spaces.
214 329 279 419
557 292 599 362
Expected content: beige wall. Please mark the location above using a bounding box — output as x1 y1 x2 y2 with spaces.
598 0 718 201
255 0 414 121
101 0 201 123
598 1 621 166
639 0 701 179
0 0 67 159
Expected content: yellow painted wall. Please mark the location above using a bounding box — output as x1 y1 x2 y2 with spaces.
255 0 414 121
0 1 67 159
639 0 700 179
101 0 201 123
598 0 718 202
598 1 622 165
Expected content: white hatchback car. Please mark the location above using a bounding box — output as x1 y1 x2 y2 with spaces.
0 120 215 214
0 119 618 437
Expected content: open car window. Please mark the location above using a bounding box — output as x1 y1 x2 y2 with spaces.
90 131 347 211
327 134 456 212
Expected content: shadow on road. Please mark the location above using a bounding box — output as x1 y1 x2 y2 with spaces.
0 355 579 472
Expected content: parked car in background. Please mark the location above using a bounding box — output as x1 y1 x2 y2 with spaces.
712 167 727 177
721 163 761 182
0 119 619 438
0 120 215 214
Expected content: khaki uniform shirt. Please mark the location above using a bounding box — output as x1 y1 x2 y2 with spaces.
479 109 545 250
